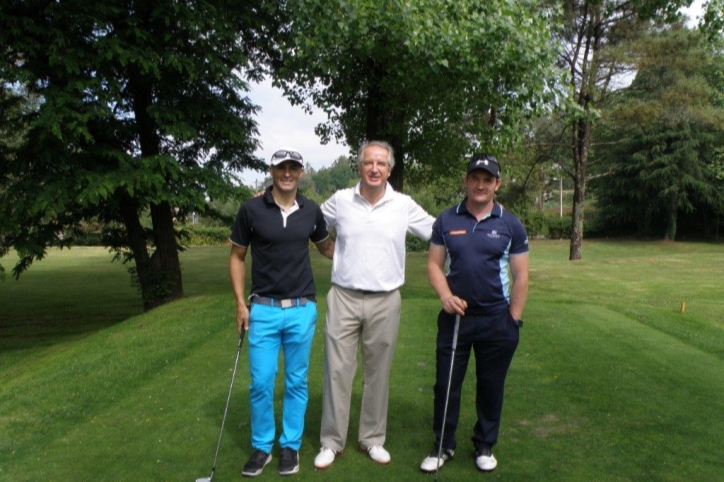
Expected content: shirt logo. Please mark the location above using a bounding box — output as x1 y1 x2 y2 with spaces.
449 230 467 236
488 230 500 239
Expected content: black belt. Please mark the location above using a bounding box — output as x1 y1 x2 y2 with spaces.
251 296 310 308
335 284 392 296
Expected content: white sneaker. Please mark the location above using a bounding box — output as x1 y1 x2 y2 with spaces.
314 447 337 469
365 445 391 464
475 448 497 472
420 448 454 473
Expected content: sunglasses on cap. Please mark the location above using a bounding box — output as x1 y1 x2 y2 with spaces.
272 150 303 161
473 154 499 165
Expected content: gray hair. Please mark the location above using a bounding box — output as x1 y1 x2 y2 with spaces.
356 140 395 169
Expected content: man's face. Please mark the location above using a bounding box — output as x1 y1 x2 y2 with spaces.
358 145 391 189
464 170 501 205
271 161 303 193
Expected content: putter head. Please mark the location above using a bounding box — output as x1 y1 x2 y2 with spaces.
195 478 212 482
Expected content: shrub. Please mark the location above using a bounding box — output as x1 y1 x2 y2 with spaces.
520 211 571 239
406 234 429 252
181 226 229 246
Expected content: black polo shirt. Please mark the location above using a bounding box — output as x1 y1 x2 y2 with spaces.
229 186 329 301
431 201 529 315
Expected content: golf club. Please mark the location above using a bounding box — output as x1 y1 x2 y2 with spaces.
196 328 246 482
435 312 461 482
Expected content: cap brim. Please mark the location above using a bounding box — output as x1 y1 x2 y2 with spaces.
271 158 304 166
468 166 499 177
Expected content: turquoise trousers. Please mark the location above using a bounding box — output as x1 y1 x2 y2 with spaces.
247 301 317 453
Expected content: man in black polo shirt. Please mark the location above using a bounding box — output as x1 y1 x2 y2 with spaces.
420 154 529 474
229 148 334 477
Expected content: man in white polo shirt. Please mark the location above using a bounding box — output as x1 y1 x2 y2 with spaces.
314 140 435 469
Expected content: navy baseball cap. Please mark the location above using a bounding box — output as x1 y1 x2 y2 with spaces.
466 154 500 177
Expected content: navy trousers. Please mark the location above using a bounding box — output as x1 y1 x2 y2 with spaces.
431 309 520 452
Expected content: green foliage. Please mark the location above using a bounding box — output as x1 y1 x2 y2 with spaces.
0 1 273 306
591 25 724 240
405 233 429 253
519 211 572 239
181 226 231 246
310 155 357 199
67 227 103 247
275 0 564 187
405 165 464 217
547 0 692 258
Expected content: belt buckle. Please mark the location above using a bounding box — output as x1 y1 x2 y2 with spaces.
281 299 293 308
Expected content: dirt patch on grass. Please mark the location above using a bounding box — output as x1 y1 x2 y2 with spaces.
516 413 586 438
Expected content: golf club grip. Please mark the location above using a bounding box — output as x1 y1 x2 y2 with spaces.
451 313 460 346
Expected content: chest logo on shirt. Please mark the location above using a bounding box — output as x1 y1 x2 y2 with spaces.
488 230 500 239
449 230 467 236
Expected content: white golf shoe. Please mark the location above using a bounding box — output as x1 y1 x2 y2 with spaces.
420 448 455 473
475 447 497 472
364 445 391 464
313 447 338 469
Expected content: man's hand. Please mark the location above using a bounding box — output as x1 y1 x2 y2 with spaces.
441 294 467 316
236 302 250 334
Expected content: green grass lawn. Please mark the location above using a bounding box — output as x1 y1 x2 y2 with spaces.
1 240 723 482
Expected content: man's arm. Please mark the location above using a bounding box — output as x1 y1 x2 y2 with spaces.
229 243 249 334
427 244 467 315
508 252 529 321
315 237 335 260
408 199 436 241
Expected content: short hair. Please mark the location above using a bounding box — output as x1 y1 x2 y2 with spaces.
356 140 395 169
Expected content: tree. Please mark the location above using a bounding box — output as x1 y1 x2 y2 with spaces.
701 0 724 240
553 0 690 259
591 24 724 239
272 0 562 192
0 0 276 309
310 155 356 198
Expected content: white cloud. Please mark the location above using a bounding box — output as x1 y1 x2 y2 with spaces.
681 0 705 26
242 79 350 185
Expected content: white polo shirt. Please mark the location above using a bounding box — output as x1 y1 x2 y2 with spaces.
321 182 435 292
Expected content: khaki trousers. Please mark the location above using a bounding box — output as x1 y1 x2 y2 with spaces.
320 284 402 451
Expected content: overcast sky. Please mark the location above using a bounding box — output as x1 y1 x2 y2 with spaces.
683 0 705 24
241 79 350 185
241 0 705 185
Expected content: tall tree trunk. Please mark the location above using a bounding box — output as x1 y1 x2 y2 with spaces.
117 191 153 301
364 59 405 192
119 192 183 310
664 191 677 241
566 2 606 261
388 134 404 192
146 201 184 309
569 117 590 261
129 63 184 310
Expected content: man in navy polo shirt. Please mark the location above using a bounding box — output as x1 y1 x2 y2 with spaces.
229 148 334 477
419 154 529 474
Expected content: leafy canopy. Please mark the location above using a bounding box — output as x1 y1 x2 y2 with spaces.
273 0 564 180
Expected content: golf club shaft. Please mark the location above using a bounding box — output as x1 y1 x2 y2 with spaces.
435 312 461 481
208 329 245 480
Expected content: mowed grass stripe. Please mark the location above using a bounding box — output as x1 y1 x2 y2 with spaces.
1 241 722 482
506 302 724 481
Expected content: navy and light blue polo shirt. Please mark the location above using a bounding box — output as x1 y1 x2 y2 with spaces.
229 186 329 301
431 201 529 315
